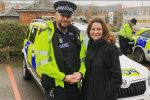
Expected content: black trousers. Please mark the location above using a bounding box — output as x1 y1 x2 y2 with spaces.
119 35 128 56
127 39 134 53
44 83 80 100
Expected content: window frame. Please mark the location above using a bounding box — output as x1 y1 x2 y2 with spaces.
146 32 150 38
26 24 33 40
28 25 39 44
139 30 150 38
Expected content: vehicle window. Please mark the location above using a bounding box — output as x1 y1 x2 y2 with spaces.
147 33 150 38
29 26 38 43
26 24 32 39
139 31 149 37
38 28 44 35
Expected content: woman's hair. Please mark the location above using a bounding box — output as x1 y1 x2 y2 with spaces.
85 17 116 44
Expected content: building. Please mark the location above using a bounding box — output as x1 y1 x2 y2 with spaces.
73 4 123 25
123 6 150 30
16 0 55 24
108 12 114 24
0 1 20 22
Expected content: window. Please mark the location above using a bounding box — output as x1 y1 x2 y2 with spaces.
138 20 142 23
144 10 149 15
124 11 128 15
29 26 38 43
38 28 44 35
143 20 148 23
133 10 137 15
147 33 150 38
129 10 132 15
139 31 150 37
139 10 143 15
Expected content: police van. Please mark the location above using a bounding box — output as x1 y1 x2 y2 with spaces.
133 27 150 63
22 19 150 99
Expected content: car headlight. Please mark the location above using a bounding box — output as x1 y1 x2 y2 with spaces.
148 71 150 86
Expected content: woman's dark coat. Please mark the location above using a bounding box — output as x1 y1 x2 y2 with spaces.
81 39 122 100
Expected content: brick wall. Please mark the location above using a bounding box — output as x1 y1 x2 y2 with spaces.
86 5 92 22
15 4 20 9
19 11 55 24
116 5 123 25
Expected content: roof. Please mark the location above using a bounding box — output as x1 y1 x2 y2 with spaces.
76 4 121 13
0 7 19 16
16 0 55 11
95 6 116 12
106 4 121 11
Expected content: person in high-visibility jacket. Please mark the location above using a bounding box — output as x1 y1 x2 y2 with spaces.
119 18 137 55
34 1 86 100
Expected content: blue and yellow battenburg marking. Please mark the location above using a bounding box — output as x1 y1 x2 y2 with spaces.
121 68 141 76
148 50 150 54
25 40 36 70
134 36 150 50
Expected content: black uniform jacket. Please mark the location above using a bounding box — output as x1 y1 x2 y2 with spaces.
81 39 122 100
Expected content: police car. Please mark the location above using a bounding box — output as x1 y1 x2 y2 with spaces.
22 19 150 99
133 27 150 63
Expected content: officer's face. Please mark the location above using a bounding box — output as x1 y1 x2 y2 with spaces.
55 12 72 29
90 22 103 41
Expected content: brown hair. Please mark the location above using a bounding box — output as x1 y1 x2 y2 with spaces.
85 17 116 44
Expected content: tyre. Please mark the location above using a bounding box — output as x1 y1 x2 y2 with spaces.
134 48 145 63
22 56 32 80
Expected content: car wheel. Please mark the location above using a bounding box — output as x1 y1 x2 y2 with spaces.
134 48 145 63
22 56 32 80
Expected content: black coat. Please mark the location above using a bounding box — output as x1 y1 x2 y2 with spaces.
80 40 122 100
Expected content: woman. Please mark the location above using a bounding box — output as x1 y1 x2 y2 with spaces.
80 17 122 100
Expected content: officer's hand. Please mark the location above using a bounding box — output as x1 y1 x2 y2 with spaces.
73 72 82 79
70 72 82 84
63 75 75 83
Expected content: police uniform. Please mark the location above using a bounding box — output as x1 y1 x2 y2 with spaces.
119 18 137 55
34 1 86 100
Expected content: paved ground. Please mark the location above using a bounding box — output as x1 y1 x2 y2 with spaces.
0 63 44 100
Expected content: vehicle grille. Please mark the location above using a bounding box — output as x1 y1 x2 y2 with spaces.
118 81 146 98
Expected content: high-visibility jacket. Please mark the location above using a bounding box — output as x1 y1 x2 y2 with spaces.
119 23 133 41
34 21 86 88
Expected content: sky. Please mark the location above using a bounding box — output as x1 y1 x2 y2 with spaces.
3 0 150 8
72 1 150 7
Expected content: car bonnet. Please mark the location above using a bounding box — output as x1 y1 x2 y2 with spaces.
119 55 149 88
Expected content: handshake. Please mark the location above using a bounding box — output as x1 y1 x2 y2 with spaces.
63 72 82 84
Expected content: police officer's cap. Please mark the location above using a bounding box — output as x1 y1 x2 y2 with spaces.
130 18 137 25
53 1 77 16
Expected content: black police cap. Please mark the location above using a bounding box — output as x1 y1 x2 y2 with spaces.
130 18 137 25
53 1 77 16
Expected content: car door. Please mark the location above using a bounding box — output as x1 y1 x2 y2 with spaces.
28 25 39 70
135 31 149 48
24 24 33 61
145 32 150 61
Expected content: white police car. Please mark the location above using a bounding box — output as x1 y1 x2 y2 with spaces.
22 20 150 99
133 27 150 63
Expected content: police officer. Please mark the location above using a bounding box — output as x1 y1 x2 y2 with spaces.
119 18 137 55
34 1 86 100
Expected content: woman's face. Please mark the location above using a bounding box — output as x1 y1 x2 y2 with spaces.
90 22 103 41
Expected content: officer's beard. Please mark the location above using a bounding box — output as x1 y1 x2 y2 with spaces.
58 22 69 30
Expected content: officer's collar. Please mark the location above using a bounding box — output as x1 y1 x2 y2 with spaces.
128 23 132 28
56 28 69 35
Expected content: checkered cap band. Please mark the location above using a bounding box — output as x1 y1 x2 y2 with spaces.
56 6 73 12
